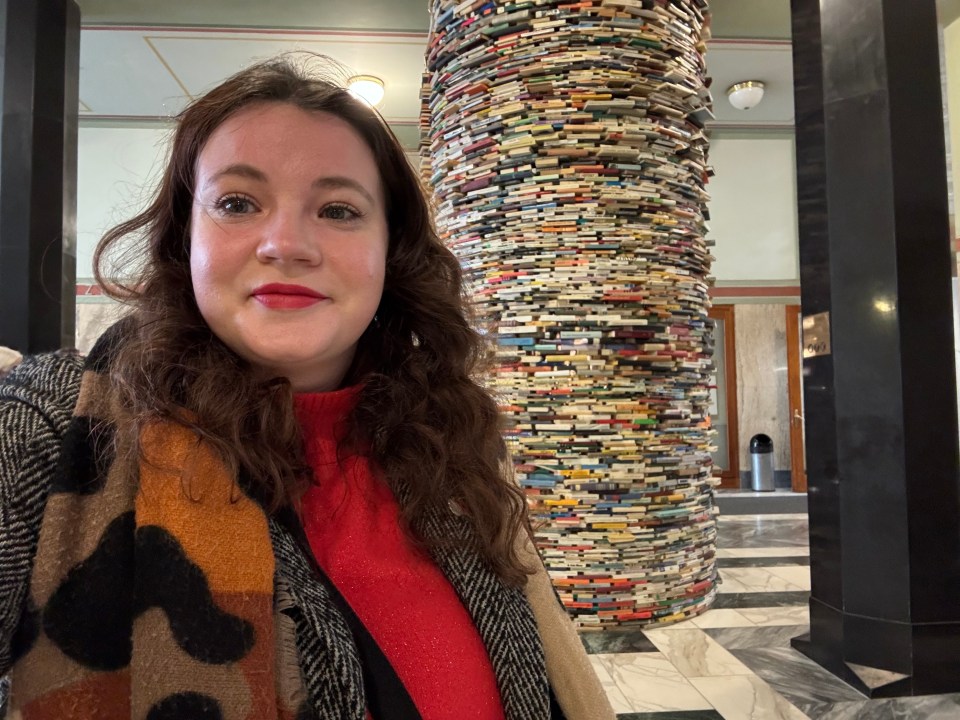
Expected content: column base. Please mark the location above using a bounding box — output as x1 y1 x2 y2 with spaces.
791 598 960 697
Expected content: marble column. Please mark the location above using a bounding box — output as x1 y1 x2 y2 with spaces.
0 0 80 352
733 304 790 476
790 0 960 696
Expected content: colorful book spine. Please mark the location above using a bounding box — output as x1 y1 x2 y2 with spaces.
421 0 719 629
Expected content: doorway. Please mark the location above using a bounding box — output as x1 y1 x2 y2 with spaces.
708 305 739 489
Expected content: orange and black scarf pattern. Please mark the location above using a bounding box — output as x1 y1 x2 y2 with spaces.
7 336 304 718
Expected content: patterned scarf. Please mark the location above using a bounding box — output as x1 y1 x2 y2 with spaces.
6 326 552 719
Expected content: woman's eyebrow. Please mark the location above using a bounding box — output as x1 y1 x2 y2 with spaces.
209 163 267 184
312 176 376 205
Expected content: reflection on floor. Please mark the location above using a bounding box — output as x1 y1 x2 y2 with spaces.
581 513 960 720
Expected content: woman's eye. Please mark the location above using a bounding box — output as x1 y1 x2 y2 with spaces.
321 203 360 221
216 195 256 215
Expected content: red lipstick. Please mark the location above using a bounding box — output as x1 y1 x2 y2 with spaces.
251 283 328 310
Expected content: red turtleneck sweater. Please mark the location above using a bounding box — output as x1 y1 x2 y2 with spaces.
294 386 505 720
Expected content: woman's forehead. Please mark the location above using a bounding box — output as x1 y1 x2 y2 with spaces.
193 103 384 198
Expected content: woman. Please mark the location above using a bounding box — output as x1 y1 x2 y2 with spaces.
0 56 613 720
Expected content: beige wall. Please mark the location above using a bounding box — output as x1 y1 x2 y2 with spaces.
945 16 960 236
708 135 799 283
734 304 791 472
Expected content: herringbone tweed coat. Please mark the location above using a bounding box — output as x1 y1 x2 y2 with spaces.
0 332 613 720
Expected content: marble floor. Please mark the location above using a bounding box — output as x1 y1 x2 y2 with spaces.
580 512 960 720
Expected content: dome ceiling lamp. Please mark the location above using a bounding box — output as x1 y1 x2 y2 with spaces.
726 80 765 111
347 75 385 107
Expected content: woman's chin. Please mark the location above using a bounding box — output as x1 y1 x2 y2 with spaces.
244 346 355 391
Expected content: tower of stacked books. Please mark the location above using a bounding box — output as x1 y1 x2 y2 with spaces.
421 0 718 628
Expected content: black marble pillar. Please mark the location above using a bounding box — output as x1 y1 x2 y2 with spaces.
0 0 80 352
790 0 960 697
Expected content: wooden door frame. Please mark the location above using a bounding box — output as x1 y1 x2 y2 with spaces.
708 305 739 489
785 305 808 492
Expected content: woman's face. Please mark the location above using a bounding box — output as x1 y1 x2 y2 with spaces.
190 102 389 392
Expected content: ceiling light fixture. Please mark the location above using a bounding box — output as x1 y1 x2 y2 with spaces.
348 75 385 107
726 81 765 111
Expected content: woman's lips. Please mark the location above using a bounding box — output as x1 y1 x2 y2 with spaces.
251 283 328 310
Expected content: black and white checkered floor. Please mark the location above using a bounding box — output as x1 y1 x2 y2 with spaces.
580 513 960 720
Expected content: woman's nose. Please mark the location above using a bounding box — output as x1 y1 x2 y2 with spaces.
254 210 322 265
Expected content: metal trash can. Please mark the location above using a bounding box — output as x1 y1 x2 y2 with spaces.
749 434 775 492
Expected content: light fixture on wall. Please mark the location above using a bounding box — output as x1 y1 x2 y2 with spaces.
726 81 765 111
347 75 385 107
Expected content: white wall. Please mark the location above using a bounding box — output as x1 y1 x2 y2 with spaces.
706 134 800 283
77 126 171 279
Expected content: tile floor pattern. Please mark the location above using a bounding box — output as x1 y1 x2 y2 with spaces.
580 513 960 720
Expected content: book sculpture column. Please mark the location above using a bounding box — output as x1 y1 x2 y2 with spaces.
421 0 717 628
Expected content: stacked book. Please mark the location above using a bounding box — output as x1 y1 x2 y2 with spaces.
421 0 719 628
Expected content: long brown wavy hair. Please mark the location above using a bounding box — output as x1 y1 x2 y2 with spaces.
94 55 533 586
